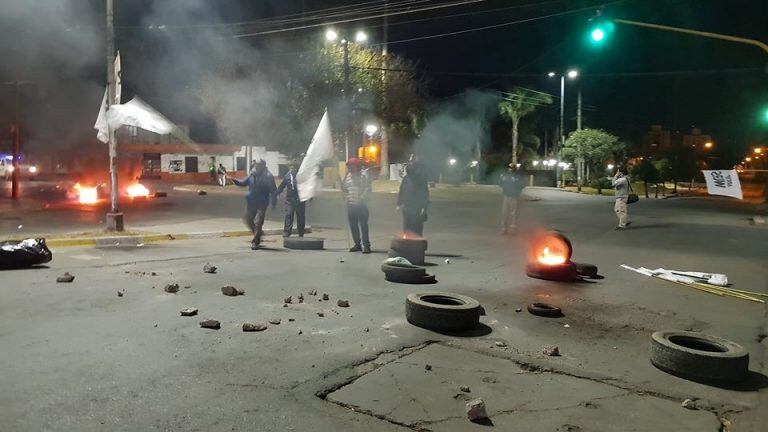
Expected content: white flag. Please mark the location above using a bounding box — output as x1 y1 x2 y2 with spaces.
94 89 109 143
297 109 334 202
107 96 176 136
702 170 742 200
114 51 122 105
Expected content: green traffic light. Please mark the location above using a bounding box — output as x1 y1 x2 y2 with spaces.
591 28 605 42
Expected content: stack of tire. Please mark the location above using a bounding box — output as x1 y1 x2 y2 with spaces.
388 238 427 266
381 262 436 284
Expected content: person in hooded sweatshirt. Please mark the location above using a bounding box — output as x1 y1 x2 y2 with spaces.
232 159 277 249
397 158 430 236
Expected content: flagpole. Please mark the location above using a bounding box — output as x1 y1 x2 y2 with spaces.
105 0 123 231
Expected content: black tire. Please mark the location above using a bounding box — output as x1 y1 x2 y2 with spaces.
385 272 436 284
381 263 427 276
573 262 598 278
283 237 324 250
525 261 578 282
650 330 749 383
527 302 563 317
406 292 480 332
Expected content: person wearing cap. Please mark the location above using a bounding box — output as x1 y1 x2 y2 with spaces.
232 159 277 249
500 163 525 234
276 165 305 238
341 158 372 253
397 158 429 236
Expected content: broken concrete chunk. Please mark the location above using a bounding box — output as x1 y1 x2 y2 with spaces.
222 286 241 296
308 289 317 296
453 393 471 401
180 307 199 317
543 345 561 356
515 308 522 313
681 399 699 410
56 272 75 283
117 289 125 297
494 341 507 348
466 398 489 421
235 287 245 295
363 327 369 332
268 319 281 325
284 296 293 304
203 262 217 273
481 376 497 384
151 272 157 276
298 294 304 304
317 312 325 317
200 319 220 329
337 299 350 308
322 293 329 301
242 323 268 332
197 190 207 195
425 364 432 371
288 318 295 322
460 385 471 393
164 283 180 293
297 330 303 335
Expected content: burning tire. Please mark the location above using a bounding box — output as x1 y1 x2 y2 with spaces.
525 261 578 282
389 237 428 265
406 292 481 332
650 330 749 383
283 237 324 250
526 302 563 317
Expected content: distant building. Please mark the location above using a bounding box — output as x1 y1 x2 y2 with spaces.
681 127 713 152
641 125 671 155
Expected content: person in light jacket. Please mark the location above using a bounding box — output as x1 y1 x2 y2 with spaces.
612 169 631 230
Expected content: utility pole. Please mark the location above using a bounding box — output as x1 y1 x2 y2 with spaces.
557 75 565 187
379 0 389 177
342 38 351 161
577 87 582 131
105 0 123 231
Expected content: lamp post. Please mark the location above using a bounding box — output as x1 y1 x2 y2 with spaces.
325 28 368 161
548 69 578 187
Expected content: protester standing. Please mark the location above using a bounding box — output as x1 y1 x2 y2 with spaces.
208 157 217 185
500 163 525 233
217 163 227 187
397 159 429 236
232 159 277 249
276 165 305 238
341 158 371 253
612 169 630 229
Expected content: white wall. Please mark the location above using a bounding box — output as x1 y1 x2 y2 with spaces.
159 146 287 175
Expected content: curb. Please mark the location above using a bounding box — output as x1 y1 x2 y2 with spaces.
45 227 311 248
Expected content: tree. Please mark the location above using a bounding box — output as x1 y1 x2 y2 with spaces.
631 159 660 198
498 88 552 165
563 128 621 192
659 145 697 193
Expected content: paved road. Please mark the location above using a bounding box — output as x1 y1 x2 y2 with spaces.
1 184 766 431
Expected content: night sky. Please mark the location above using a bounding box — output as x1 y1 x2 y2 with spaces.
1 0 766 159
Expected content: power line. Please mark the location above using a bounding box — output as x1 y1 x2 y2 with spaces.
233 0 487 38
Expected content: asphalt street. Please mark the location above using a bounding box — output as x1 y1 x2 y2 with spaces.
1 183 766 431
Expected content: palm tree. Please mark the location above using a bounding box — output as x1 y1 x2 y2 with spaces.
498 88 553 165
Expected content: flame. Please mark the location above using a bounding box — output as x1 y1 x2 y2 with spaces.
74 183 98 204
126 183 150 198
538 246 567 265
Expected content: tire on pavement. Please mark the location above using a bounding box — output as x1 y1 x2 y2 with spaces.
573 262 598 278
381 263 427 276
390 238 428 251
526 302 563 317
385 272 436 284
650 330 749 383
406 292 481 332
283 237 325 250
525 261 578 282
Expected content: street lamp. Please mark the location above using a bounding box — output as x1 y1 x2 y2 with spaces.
704 142 713 149
365 124 378 136
754 147 763 154
549 69 579 187
449 158 457 166
532 160 540 167
607 163 615 170
325 28 368 160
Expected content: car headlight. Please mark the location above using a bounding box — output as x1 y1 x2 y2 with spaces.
7 166 13 173
29 166 38 174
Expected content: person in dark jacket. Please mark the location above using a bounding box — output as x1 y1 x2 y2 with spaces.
500 163 525 233
341 158 372 253
397 159 429 236
276 165 305 238
232 159 277 249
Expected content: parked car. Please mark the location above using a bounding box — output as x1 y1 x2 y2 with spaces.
0 157 38 180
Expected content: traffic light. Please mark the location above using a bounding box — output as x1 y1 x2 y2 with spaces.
587 18 615 46
763 106 768 124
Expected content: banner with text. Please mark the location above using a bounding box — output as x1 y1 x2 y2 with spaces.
702 170 743 200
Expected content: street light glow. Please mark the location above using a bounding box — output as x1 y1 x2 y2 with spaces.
448 158 457 166
470 160 479 167
532 160 540 166
567 70 579 79
547 72 556 77
745 157 752 162
607 164 615 170
754 147 763 154
355 30 368 43
704 142 713 149
325 29 338 42
548 159 557 165
364 124 378 136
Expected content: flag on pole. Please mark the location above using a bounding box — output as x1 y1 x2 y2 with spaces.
107 97 176 136
297 109 334 202
702 170 743 200
93 51 123 143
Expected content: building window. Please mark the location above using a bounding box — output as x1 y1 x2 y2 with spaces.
236 157 246 171
184 156 198 173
